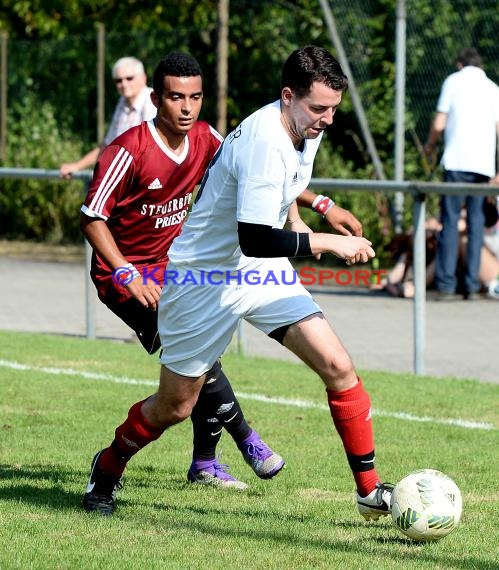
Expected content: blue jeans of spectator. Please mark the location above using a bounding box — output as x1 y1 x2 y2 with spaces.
435 170 486 294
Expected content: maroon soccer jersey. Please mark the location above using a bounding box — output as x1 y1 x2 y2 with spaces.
82 120 222 304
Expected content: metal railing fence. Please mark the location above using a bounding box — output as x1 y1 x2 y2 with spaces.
1 166 497 376
0 168 95 339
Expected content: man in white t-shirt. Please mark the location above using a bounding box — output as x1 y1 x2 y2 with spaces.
83 45 394 521
60 57 156 178
424 47 499 300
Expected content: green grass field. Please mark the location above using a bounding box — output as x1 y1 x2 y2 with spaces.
0 330 498 569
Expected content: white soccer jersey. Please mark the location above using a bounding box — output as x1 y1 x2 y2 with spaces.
168 100 322 270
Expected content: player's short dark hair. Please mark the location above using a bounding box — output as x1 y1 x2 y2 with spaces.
152 52 203 96
456 47 482 69
280 45 348 98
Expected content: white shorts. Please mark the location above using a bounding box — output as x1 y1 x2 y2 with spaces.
158 257 321 376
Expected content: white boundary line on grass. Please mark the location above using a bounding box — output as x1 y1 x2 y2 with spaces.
1 359 495 431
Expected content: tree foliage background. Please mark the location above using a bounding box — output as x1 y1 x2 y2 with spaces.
1 0 498 254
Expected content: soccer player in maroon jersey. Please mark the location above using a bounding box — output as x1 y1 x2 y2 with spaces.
81 53 285 513
82 51 364 515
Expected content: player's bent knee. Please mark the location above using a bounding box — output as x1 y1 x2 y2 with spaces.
145 390 195 428
321 353 356 386
154 401 193 427
335 354 355 376
166 403 193 425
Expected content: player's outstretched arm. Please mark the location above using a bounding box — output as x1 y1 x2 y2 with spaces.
238 221 374 266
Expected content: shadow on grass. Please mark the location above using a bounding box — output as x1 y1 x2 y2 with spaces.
149 501 494 569
0 463 91 511
0 463 495 570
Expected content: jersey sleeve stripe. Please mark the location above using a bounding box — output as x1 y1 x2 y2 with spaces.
89 147 127 213
94 153 133 215
80 204 108 221
89 148 133 215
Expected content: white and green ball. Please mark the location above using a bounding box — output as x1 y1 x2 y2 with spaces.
391 469 463 542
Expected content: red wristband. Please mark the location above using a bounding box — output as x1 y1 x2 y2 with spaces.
311 194 335 217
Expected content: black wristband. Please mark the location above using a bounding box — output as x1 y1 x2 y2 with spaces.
296 232 312 257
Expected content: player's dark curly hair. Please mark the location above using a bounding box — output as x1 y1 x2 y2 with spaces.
153 52 203 96
281 45 348 98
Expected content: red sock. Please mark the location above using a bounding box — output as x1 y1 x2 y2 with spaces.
98 399 165 477
327 378 379 496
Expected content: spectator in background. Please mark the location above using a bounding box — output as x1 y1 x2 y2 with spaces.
372 208 499 299
478 197 499 297
370 218 440 299
423 47 499 301
59 57 156 178
483 197 499 260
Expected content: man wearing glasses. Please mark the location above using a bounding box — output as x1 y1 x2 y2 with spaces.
60 57 156 178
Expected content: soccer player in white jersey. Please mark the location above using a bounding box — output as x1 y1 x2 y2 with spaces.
84 46 391 520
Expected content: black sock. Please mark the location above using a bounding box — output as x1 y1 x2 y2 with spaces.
190 366 252 460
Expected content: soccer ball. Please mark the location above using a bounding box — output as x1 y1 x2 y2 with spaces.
391 469 463 542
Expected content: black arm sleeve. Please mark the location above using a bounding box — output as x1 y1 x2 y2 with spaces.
238 222 313 258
